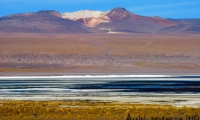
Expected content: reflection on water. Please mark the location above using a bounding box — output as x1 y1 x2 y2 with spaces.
0 75 200 97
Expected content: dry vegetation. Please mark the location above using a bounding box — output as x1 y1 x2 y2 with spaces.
0 100 199 120
0 33 200 73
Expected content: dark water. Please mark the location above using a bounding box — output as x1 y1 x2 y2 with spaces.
0 75 200 97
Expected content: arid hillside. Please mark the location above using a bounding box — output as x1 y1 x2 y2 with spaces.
0 7 199 34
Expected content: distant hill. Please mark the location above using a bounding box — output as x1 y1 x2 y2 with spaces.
0 10 102 33
157 24 200 34
0 7 199 34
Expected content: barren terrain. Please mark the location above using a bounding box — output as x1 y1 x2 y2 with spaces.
0 33 200 74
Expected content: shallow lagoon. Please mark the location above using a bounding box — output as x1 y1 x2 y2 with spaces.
0 75 200 98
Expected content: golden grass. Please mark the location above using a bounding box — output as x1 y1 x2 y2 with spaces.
0 100 199 120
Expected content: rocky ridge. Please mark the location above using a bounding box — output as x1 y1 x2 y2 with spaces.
0 7 199 33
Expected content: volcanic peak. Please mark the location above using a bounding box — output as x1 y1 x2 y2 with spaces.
106 7 135 21
110 7 131 13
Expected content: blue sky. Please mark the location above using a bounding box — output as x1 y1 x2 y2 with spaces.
1 0 200 19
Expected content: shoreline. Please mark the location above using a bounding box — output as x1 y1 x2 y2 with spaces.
1 74 200 81
1 72 200 76
1 95 200 108
1 75 199 108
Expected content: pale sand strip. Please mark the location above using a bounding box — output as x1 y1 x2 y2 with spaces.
1 96 200 108
0 75 200 81
0 75 172 79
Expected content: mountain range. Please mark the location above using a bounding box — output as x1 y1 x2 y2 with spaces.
0 7 199 34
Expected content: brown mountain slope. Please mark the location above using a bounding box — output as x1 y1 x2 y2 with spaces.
97 7 179 33
75 16 110 27
106 7 177 26
106 7 133 21
157 24 200 34
176 19 200 25
0 7 199 34
0 10 102 33
156 18 200 33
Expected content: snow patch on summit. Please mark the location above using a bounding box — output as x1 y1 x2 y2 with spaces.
62 10 108 20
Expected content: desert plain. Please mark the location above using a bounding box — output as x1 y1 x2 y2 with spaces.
0 33 200 74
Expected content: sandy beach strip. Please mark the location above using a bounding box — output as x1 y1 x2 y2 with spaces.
1 95 200 108
0 75 200 81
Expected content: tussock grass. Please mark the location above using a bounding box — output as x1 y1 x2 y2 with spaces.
0 100 199 120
